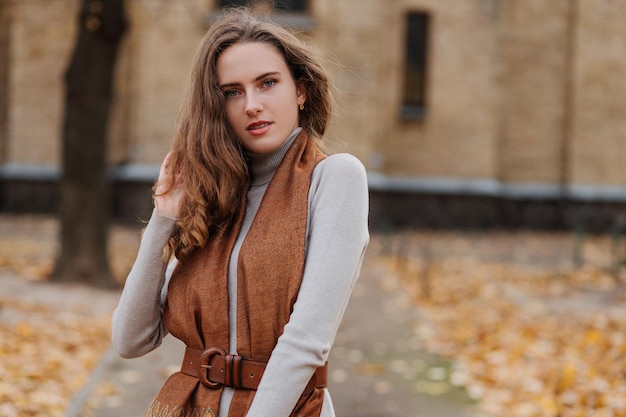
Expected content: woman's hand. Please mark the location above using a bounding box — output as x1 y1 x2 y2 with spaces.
154 151 184 219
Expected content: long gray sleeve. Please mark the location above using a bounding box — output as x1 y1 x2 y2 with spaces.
245 154 370 417
111 210 177 358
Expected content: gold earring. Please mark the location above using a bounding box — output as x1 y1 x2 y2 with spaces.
299 103 304 110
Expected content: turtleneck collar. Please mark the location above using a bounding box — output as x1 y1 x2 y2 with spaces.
247 127 302 186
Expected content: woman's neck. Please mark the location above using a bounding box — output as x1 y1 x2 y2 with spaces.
248 127 302 186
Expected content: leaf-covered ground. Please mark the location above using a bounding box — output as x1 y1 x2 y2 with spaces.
1 215 625 417
0 300 111 417
374 230 626 417
0 215 140 417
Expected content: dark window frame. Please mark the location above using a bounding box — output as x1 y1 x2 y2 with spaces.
212 0 314 30
218 0 308 13
401 11 430 121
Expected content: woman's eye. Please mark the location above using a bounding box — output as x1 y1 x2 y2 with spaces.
223 89 239 98
262 79 277 88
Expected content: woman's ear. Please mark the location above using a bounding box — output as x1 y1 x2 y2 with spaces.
296 82 307 107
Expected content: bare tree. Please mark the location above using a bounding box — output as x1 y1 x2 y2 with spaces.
52 0 127 288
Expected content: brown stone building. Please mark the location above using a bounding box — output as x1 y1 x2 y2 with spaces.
1 0 625 229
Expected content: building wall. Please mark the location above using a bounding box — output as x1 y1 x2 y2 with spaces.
309 0 393 163
1 0 625 223
0 0 10 164
2 0 211 170
497 0 570 186
569 0 626 188
495 0 626 194
386 0 501 180
109 1 209 166
5 0 78 168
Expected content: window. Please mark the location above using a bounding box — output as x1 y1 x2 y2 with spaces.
219 0 307 12
402 12 430 120
215 0 313 30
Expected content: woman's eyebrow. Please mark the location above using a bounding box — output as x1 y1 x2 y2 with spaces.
219 71 281 90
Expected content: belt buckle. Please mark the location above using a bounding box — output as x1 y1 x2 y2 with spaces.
199 347 226 389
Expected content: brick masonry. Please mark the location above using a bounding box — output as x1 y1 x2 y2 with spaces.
1 0 625 228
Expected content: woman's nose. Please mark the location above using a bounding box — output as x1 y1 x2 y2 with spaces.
245 92 263 116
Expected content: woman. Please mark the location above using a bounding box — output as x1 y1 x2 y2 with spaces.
112 8 369 417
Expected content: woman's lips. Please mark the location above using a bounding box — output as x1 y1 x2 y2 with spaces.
246 121 272 135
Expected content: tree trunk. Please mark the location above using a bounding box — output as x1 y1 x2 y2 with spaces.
53 0 127 288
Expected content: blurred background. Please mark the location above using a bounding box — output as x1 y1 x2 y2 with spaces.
1 1 625 416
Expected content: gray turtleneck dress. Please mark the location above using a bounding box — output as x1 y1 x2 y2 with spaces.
112 128 370 417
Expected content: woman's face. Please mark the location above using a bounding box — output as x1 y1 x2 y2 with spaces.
217 42 306 155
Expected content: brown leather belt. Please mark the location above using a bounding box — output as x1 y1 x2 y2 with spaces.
180 346 328 393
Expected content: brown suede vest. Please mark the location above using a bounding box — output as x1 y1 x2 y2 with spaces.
145 131 326 417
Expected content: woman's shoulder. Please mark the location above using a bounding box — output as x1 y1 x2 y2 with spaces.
314 153 367 179
311 153 368 193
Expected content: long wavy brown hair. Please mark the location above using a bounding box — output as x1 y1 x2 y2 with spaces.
160 8 333 262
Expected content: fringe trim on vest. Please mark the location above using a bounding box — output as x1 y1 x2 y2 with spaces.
145 401 216 417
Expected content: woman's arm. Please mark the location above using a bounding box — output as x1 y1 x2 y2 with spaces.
111 210 177 358
246 153 370 416
112 152 183 358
